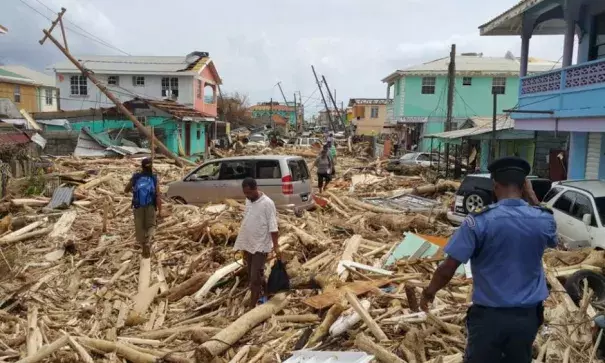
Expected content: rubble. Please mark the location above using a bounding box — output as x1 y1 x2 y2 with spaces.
0 151 600 363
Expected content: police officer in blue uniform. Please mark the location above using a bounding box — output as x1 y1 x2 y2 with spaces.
420 156 558 363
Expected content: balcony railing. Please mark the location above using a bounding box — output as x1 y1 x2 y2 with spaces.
521 58 605 96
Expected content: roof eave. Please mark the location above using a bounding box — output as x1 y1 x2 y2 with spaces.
381 71 403 83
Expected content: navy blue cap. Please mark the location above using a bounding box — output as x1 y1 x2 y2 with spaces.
488 156 530 184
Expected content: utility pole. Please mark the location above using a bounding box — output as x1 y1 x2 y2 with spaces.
293 92 299 132
491 92 498 162
444 44 456 177
270 97 274 129
298 91 304 130
276 82 288 105
311 65 336 132
39 8 185 167
322 75 344 132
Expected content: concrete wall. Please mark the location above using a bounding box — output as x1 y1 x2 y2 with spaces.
533 131 569 178
43 131 79 155
193 66 218 117
56 73 194 111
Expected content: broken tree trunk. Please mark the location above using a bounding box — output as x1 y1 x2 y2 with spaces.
194 293 288 362
193 261 242 302
307 303 346 348
0 220 47 243
77 337 158 363
339 235 362 281
159 271 210 302
77 173 115 191
16 335 69 363
345 292 388 341
127 283 161 326
0 226 53 246
355 333 406 363
48 211 76 239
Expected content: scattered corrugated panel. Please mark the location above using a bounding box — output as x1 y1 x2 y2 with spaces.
283 351 374 363
47 186 75 209
363 194 440 213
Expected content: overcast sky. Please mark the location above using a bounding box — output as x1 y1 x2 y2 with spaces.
1 0 565 113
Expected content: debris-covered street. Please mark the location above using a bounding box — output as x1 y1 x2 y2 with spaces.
0 141 600 363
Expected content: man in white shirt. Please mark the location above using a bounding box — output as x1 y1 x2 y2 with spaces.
234 177 281 308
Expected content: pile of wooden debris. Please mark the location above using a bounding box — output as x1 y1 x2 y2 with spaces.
0 155 600 363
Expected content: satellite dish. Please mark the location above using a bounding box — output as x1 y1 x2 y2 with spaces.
185 51 210 65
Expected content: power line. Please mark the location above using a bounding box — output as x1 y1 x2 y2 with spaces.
17 0 131 56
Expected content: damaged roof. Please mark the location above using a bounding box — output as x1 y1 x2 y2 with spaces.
51 55 202 75
0 131 31 145
124 98 215 119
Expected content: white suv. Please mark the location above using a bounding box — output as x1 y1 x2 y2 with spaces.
543 180 605 249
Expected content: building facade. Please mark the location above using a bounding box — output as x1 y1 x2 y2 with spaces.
0 65 59 112
51 52 221 117
250 102 297 128
0 69 41 113
348 98 391 135
481 0 605 179
382 54 559 151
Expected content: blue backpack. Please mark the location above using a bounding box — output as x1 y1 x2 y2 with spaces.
133 174 156 208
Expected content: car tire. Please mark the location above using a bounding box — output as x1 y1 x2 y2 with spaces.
463 191 490 213
563 270 605 306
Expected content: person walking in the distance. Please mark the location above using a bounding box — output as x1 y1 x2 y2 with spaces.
234 178 281 308
125 158 162 293
313 144 335 193
420 156 557 363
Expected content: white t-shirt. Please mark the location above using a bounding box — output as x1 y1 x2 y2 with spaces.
234 194 278 253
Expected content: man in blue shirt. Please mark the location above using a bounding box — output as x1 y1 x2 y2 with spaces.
420 156 558 363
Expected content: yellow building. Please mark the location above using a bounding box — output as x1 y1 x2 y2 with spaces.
348 98 391 135
0 69 40 113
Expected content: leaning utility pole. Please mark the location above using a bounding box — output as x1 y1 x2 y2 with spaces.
39 8 186 167
311 65 336 132
491 92 498 162
276 82 289 105
322 75 345 132
444 44 456 176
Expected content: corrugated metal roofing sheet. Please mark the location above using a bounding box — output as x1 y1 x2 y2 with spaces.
0 66 55 87
398 55 560 75
0 132 30 145
47 186 74 209
363 194 440 213
284 351 374 363
52 56 194 74
424 117 514 140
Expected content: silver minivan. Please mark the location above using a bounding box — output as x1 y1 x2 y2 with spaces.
166 155 315 210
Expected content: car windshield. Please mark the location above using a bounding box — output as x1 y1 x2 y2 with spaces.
593 197 605 226
249 135 264 142
400 153 416 160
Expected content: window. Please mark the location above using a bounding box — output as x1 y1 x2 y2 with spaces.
543 187 563 203
288 159 310 181
395 81 400 96
370 106 379 118
44 89 53 106
132 76 145 87
219 160 255 180
189 162 221 181
196 128 201 140
70 76 87 96
204 84 216 104
136 116 147 125
553 191 575 214
462 77 472 86
416 153 430 162
108 76 119 86
13 85 20 103
197 80 202 99
161 77 179 98
256 160 281 179
593 197 605 226
492 77 506 95
590 12 605 60
571 193 596 226
421 77 436 94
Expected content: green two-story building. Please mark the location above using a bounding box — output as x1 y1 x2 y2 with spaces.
381 53 559 151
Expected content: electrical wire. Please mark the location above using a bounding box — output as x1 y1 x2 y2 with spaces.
17 0 131 56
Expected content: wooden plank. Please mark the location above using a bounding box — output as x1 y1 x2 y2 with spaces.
303 279 390 310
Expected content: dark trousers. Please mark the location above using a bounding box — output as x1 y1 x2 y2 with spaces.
244 251 267 307
465 304 544 363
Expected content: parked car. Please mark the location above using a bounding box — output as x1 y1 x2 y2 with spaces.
447 174 552 225
334 131 346 139
292 137 322 148
167 155 315 210
542 180 605 249
246 133 267 148
395 152 440 167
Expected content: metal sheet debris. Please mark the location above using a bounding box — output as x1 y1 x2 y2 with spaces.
284 350 374 363
47 186 75 209
363 194 440 212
